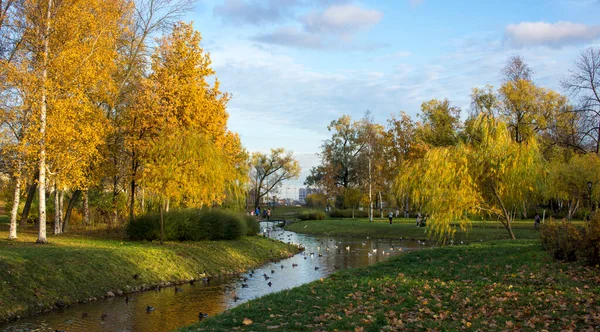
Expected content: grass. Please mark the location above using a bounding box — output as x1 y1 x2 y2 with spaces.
284 218 576 242
180 239 600 331
0 224 300 323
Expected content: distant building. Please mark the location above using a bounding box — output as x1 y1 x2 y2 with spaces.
299 187 318 203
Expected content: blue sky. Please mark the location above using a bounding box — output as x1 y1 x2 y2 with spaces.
184 0 600 197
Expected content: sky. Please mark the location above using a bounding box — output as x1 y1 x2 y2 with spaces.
184 0 600 198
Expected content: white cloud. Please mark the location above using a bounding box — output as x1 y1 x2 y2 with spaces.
301 4 383 36
253 4 383 49
505 21 600 47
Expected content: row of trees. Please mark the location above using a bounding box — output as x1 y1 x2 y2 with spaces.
306 51 600 241
0 0 249 242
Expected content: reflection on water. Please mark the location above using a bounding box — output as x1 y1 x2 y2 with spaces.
2 221 423 332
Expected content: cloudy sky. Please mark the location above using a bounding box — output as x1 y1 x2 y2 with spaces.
185 0 600 198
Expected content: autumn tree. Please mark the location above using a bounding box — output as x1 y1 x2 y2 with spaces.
546 153 600 219
127 21 246 218
250 148 300 209
415 99 462 148
399 115 543 241
561 47 600 154
143 128 230 244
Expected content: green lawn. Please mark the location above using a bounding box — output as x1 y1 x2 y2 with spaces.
0 225 300 323
285 218 556 242
181 239 600 331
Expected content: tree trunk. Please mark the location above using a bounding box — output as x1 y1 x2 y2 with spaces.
112 174 119 226
159 199 164 245
129 178 135 223
165 198 170 213
9 174 21 239
54 186 61 235
37 0 52 244
140 187 145 213
368 158 373 222
20 172 37 227
83 190 90 225
379 191 383 218
63 190 81 232
59 190 64 231
352 206 355 218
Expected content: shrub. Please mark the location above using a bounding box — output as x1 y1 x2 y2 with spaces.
298 209 327 221
244 215 260 236
540 219 583 261
328 209 368 218
127 209 247 241
582 212 600 265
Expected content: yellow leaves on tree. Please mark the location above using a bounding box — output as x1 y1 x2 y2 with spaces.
398 115 543 241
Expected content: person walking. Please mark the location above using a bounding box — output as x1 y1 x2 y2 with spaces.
388 210 393 225
534 213 541 229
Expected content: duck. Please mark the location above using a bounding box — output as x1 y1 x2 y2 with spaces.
267 281 272 287
280 265 284 269
271 269 275 274
241 283 249 288
314 266 319 270
345 246 350 251
198 312 209 319
233 295 241 302
304 256 307 260
243 277 248 282
101 313 108 320
318 253 323 257
146 306 155 313
292 263 298 268
189 279 195 285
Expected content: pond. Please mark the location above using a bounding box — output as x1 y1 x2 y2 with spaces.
2 221 424 331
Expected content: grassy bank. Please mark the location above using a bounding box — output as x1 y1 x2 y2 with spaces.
285 218 554 242
0 225 299 323
181 240 600 331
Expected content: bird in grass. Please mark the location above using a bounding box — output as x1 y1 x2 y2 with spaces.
146 306 155 313
198 312 209 319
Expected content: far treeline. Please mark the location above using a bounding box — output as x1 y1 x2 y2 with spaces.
0 0 301 243
305 52 600 241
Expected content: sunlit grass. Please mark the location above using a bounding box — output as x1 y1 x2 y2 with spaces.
285 218 580 242
0 224 300 322
181 240 600 331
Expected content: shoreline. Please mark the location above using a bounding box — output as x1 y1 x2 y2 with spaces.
0 229 300 324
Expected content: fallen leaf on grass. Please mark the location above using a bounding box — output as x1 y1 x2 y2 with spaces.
242 318 253 325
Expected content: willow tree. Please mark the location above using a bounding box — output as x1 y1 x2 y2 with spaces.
546 153 600 219
143 128 230 245
399 115 543 241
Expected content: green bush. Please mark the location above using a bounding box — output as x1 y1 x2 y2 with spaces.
244 215 260 236
126 209 248 241
328 209 368 218
298 209 327 221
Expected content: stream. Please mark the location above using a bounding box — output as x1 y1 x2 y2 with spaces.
1 221 424 331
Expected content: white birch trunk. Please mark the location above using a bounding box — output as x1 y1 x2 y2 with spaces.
37 0 52 244
9 174 21 239
59 190 64 231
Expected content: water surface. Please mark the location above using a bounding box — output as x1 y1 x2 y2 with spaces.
2 221 423 331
